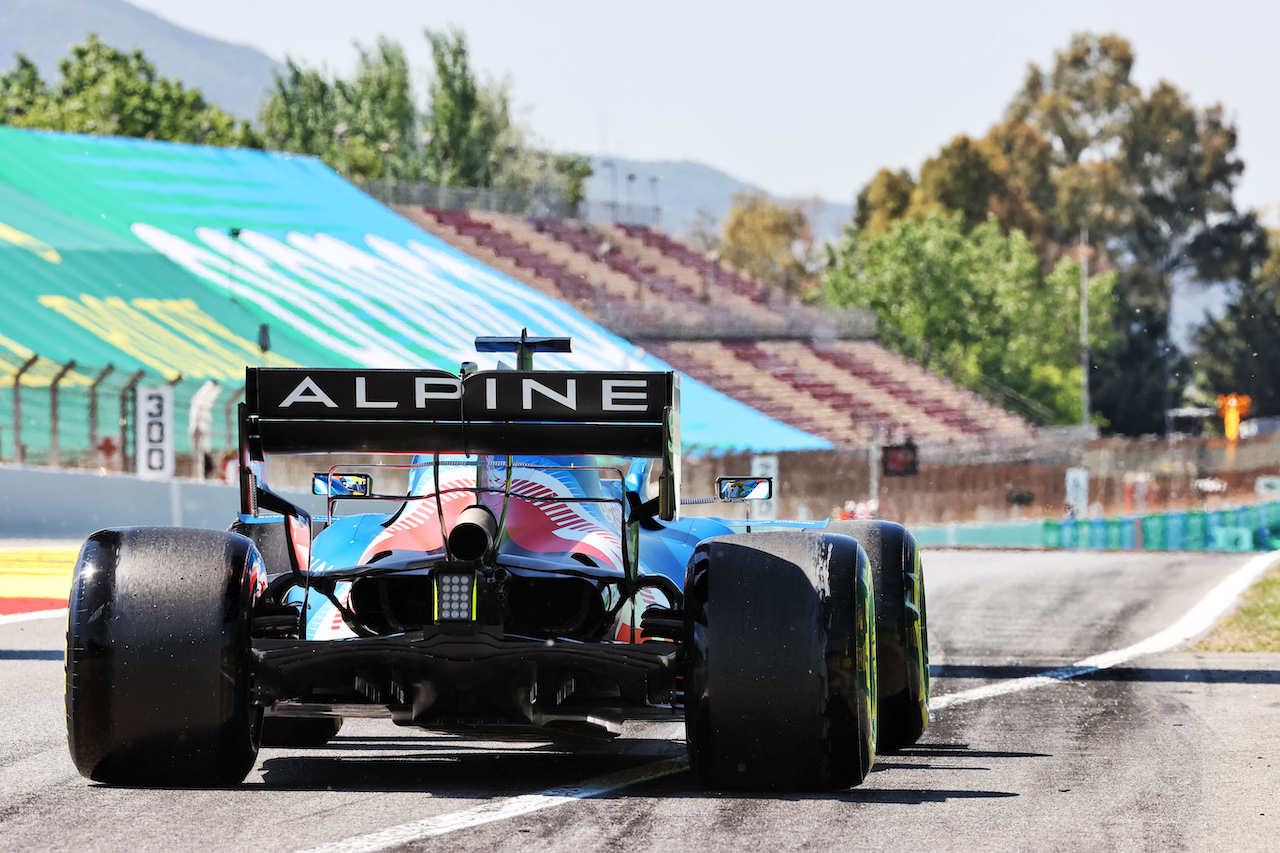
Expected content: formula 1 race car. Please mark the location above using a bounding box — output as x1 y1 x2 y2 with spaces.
65 334 928 791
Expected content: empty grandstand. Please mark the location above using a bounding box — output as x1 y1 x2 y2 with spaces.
0 126 830 466
397 205 1035 451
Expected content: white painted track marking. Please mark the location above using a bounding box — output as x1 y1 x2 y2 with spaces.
0 608 67 626
933 549 1280 710
293 759 687 853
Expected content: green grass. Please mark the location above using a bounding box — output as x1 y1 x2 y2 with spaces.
1190 563 1280 652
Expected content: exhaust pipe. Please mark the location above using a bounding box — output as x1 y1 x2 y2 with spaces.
448 505 498 561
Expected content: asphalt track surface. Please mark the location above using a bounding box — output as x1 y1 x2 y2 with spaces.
3 549 1279 852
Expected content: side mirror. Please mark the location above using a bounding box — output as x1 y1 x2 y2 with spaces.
313 472 372 496
717 476 772 502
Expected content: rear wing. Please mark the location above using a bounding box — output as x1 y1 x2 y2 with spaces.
241 367 682 518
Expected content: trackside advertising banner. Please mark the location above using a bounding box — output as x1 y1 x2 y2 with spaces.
0 127 828 454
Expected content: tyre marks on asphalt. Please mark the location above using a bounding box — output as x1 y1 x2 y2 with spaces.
291 759 687 853
932 549 1280 710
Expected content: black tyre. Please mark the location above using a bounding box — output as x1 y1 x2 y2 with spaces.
261 715 343 747
684 530 876 791
65 527 264 785
827 520 929 752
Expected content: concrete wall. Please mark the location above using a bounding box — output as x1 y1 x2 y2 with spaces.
0 464 324 540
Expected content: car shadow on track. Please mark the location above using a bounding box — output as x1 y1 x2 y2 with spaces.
0 649 63 660
252 738 1021 803
255 747 679 794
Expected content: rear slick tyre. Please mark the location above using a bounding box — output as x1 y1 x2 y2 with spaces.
684 530 876 791
827 520 929 752
65 527 265 786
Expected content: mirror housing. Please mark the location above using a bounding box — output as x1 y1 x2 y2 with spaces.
312 472 372 496
716 476 773 502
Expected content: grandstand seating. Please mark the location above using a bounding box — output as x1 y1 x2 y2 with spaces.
618 223 767 303
394 205 1034 449
399 206 614 310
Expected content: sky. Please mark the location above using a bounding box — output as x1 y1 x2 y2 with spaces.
128 0 1280 221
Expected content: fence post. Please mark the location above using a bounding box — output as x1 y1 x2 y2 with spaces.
188 379 220 479
87 364 115 460
12 354 39 464
224 384 245 453
48 359 77 467
119 369 146 472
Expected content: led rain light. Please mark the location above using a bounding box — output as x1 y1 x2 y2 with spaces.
435 572 476 621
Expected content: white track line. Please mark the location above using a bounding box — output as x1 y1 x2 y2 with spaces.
293 758 687 853
0 608 67 626
933 549 1280 710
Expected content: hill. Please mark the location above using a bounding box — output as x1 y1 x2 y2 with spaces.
585 156 854 241
0 0 281 119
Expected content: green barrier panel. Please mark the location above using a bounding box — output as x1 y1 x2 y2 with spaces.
1184 511 1207 551
1087 518 1107 549
910 508 1275 552
1210 527 1254 552
1243 504 1262 535
1060 518 1078 549
1164 512 1187 550
1120 518 1138 549
1141 514 1166 551
1206 510 1225 546
1105 518 1123 549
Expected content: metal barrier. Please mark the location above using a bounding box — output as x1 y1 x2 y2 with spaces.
595 301 877 342
581 200 662 227
0 355 241 476
355 180 579 219
353 179 666 227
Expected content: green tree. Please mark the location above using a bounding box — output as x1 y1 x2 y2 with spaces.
854 168 914 235
824 212 1116 423
853 128 1054 250
550 153 593 211
720 191 817 297
1008 33 1264 432
0 35 257 147
260 38 414 179
982 120 1055 248
422 28 496 187
259 30 590 205
840 32 1265 433
1008 32 1138 168
1193 231 1280 418
906 135 1006 228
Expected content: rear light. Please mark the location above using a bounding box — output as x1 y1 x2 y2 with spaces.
434 571 476 621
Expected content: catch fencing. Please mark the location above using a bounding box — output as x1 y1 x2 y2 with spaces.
0 356 242 476
355 180 580 220
353 179 662 226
